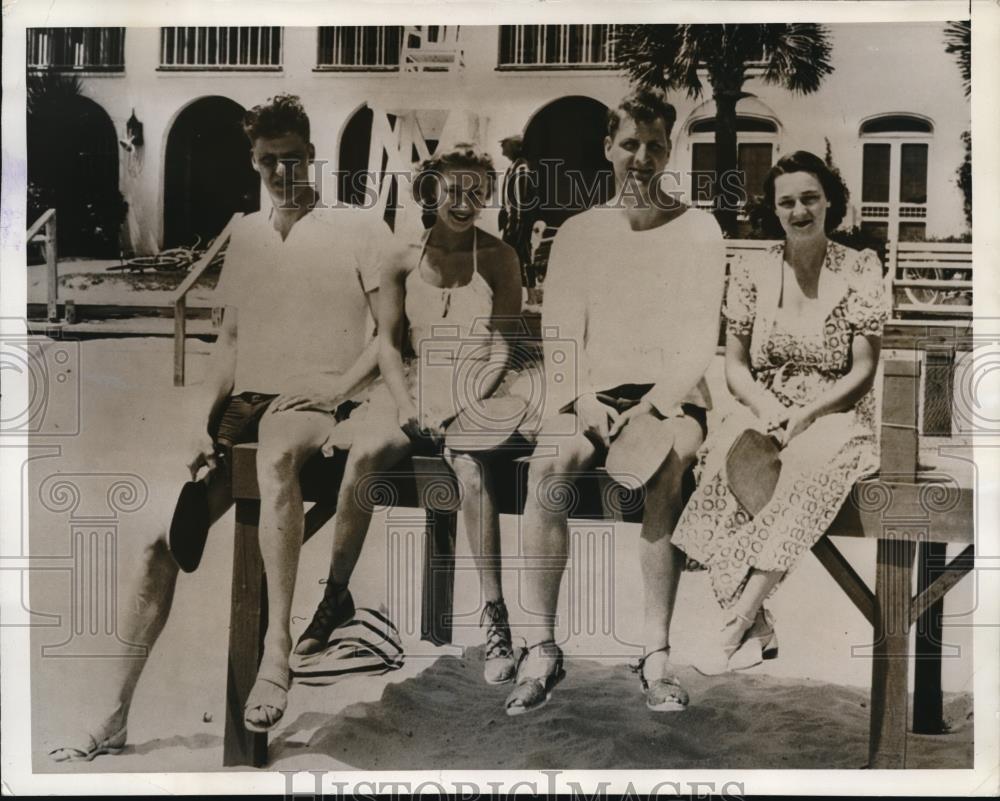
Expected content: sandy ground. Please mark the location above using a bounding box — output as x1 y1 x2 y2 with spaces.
23 338 974 772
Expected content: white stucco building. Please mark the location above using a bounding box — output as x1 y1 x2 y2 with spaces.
27 22 970 254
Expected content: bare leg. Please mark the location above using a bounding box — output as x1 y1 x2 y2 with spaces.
448 452 502 602
327 424 412 586
637 414 703 679
733 570 784 618
518 417 599 648
293 420 411 655
447 451 515 683
244 410 339 730
49 467 233 760
504 418 599 713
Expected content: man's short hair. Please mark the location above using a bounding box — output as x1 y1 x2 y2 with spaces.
243 94 310 144
607 88 677 141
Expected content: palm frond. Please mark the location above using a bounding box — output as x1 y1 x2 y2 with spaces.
944 20 971 96
757 24 834 94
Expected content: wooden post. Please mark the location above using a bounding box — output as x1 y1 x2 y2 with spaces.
46 216 59 322
223 499 269 767
869 537 916 768
421 508 457 645
174 297 186 387
923 347 955 437
880 359 920 481
913 541 946 734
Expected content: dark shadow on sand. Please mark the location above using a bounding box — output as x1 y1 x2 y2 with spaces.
270 645 973 770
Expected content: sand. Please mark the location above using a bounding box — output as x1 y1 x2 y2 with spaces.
23 338 974 772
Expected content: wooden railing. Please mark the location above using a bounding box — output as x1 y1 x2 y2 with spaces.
172 213 241 386
27 210 58 322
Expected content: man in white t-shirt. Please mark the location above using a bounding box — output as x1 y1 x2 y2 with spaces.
49 94 390 760
504 89 726 716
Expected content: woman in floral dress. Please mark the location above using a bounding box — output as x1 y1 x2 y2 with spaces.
672 151 889 675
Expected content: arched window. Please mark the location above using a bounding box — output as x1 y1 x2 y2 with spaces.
859 114 933 242
688 113 779 233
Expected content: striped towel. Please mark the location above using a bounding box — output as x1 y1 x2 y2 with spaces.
290 607 405 686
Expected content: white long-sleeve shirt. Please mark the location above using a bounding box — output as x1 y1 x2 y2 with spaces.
541 205 726 418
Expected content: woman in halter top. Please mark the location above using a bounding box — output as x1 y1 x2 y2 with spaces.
294 144 525 685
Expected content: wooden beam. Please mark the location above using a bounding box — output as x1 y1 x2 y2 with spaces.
913 542 946 734
868 538 917 769
26 208 55 244
46 215 59 322
173 296 186 386
171 213 241 303
223 499 268 767
812 538 876 626
910 544 975 625
421 508 457 646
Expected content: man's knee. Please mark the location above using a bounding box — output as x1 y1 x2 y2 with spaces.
525 449 588 514
256 442 305 488
256 416 319 484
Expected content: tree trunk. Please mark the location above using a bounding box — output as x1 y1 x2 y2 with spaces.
713 89 741 238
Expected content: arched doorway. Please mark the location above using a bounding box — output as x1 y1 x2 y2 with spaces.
522 95 612 229
338 104 375 208
27 85 121 257
164 96 260 248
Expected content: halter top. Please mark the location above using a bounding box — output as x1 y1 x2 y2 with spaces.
404 228 494 355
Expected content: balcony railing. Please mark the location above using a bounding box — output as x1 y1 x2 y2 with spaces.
159 27 282 70
316 26 402 70
498 24 618 69
27 28 125 72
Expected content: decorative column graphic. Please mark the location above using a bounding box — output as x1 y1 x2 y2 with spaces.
37 472 149 658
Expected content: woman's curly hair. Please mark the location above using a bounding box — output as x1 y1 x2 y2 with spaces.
412 143 497 210
753 150 849 237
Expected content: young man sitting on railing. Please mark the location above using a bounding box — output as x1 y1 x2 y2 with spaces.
49 93 392 761
504 89 726 716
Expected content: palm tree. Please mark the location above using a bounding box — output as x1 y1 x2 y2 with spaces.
944 21 971 228
944 20 970 97
614 24 834 236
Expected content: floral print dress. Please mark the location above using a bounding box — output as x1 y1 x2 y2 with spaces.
672 241 889 609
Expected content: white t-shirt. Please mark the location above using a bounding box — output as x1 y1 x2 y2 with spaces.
214 206 390 395
541 205 726 417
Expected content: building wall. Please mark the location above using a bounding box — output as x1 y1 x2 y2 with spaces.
63 22 970 253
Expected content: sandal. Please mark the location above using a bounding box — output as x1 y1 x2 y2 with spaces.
481 600 516 685
730 607 779 670
504 640 565 717
630 646 689 712
243 665 291 733
693 610 757 676
48 724 127 763
294 582 355 655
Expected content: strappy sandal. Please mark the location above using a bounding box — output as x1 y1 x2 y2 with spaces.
244 665 291 733
294 582 355 655
630 646 689 712
504 640 566 717
480 599 516 685
48 724 127 763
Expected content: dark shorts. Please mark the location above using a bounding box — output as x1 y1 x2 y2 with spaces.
560 383 706 505
560 383 709 442
208 391 360 464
